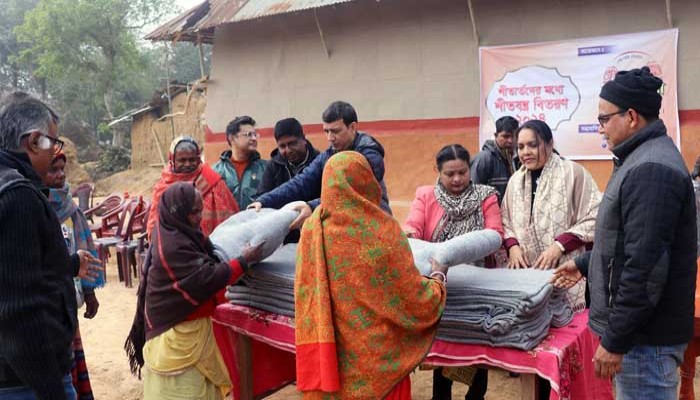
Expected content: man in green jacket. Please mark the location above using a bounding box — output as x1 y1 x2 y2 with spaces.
213 116 267 209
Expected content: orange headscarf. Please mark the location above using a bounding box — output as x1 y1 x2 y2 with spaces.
295 151 446 399
147 163 239 238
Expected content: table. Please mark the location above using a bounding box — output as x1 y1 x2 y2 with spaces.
212 304 612 400
679 258 700 400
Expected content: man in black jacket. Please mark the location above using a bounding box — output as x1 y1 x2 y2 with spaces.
552 67 696 399
258 118 320 196
470 116 518 203
257 118 319 243
0 92 101 399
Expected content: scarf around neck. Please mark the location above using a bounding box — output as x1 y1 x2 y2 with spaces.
48 185 103 288
432 181 496 243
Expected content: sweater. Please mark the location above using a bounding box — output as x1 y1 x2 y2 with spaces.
0 149 79 399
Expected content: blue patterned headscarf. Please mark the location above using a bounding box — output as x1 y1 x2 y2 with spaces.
48 185 104 288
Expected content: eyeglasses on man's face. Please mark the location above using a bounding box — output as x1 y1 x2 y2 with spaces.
21 131 64 154
237 130 258 139
597 110 628 126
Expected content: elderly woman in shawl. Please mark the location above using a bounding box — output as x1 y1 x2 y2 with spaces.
295 151 448 399
404 143 504 400
44 152 103 399
125 182 263 400
501 119 601 309
147 136 239 238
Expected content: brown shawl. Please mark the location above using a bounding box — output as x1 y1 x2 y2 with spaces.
125 182 232 377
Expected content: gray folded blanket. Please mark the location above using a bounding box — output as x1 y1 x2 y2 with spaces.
213 214 574 351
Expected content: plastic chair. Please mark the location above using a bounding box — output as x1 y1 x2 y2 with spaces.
94 198 139 282
115 199 149 287
71 182 94 211
85 194 123 235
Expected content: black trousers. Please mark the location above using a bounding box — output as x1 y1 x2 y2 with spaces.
433 368 551 400
432 367 488 400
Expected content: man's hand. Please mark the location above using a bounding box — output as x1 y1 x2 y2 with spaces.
241 241 266 266
533 243 563 270
550 259 582 289
282 201 313 230
593 344 623 379
507 245 529 269
77 250 103 282
247 202 263 212
404 228 417 239
83 292 99 319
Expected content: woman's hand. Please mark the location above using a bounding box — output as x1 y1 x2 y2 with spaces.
429 258 448 283
550 260 582 289
241 241 266 266
282 201 312 230
507 245 529 269
76 250 103 282
533 243 563 270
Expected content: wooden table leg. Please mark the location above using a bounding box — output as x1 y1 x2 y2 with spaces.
680 338 699 400
236 334 254 400
520 373 539 400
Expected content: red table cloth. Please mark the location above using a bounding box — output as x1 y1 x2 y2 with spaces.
212 304 613 400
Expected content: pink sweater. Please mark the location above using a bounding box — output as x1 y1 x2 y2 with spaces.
404 185 505 242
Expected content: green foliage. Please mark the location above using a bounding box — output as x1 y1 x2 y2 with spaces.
93 145 131 179
1 0 210 159
0 0 40 91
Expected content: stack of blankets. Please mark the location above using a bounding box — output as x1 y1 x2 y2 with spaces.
212 209 574 351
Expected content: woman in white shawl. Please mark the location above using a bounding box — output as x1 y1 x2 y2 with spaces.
501 119 601 311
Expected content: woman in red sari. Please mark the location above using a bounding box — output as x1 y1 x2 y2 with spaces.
295 151 448 399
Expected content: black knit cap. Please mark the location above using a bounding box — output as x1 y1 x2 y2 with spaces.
599 66 663 117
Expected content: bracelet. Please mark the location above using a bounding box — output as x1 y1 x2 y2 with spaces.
429 271 447 284
554 241 566 253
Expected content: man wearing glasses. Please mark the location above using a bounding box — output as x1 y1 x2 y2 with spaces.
552 67 696 399
213 115 267 209
0 92 102 399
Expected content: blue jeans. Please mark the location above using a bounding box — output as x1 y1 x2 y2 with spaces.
0 374 76 400
615 343 687 400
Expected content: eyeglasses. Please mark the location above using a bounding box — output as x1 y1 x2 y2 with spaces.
20 131 65 154
237 130 258 138
597 110 628 126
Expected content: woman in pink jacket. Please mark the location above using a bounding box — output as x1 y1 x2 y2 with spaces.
404 143 504 400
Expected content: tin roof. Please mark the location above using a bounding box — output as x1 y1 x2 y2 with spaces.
146 0 357 43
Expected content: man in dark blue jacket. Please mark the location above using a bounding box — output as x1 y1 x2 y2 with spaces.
552 67 696 399
249 101 391 227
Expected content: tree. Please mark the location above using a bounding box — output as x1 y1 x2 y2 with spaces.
0 0 40 93
14 0 170 122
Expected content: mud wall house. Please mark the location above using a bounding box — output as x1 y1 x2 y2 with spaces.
110 83 208 170
147 0 700 219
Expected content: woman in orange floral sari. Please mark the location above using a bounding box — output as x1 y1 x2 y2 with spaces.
295 151 448 399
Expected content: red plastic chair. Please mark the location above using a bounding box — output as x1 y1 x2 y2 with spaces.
116 198 149 287
71 182 94 212
85 194 123 236
94 198 139 282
